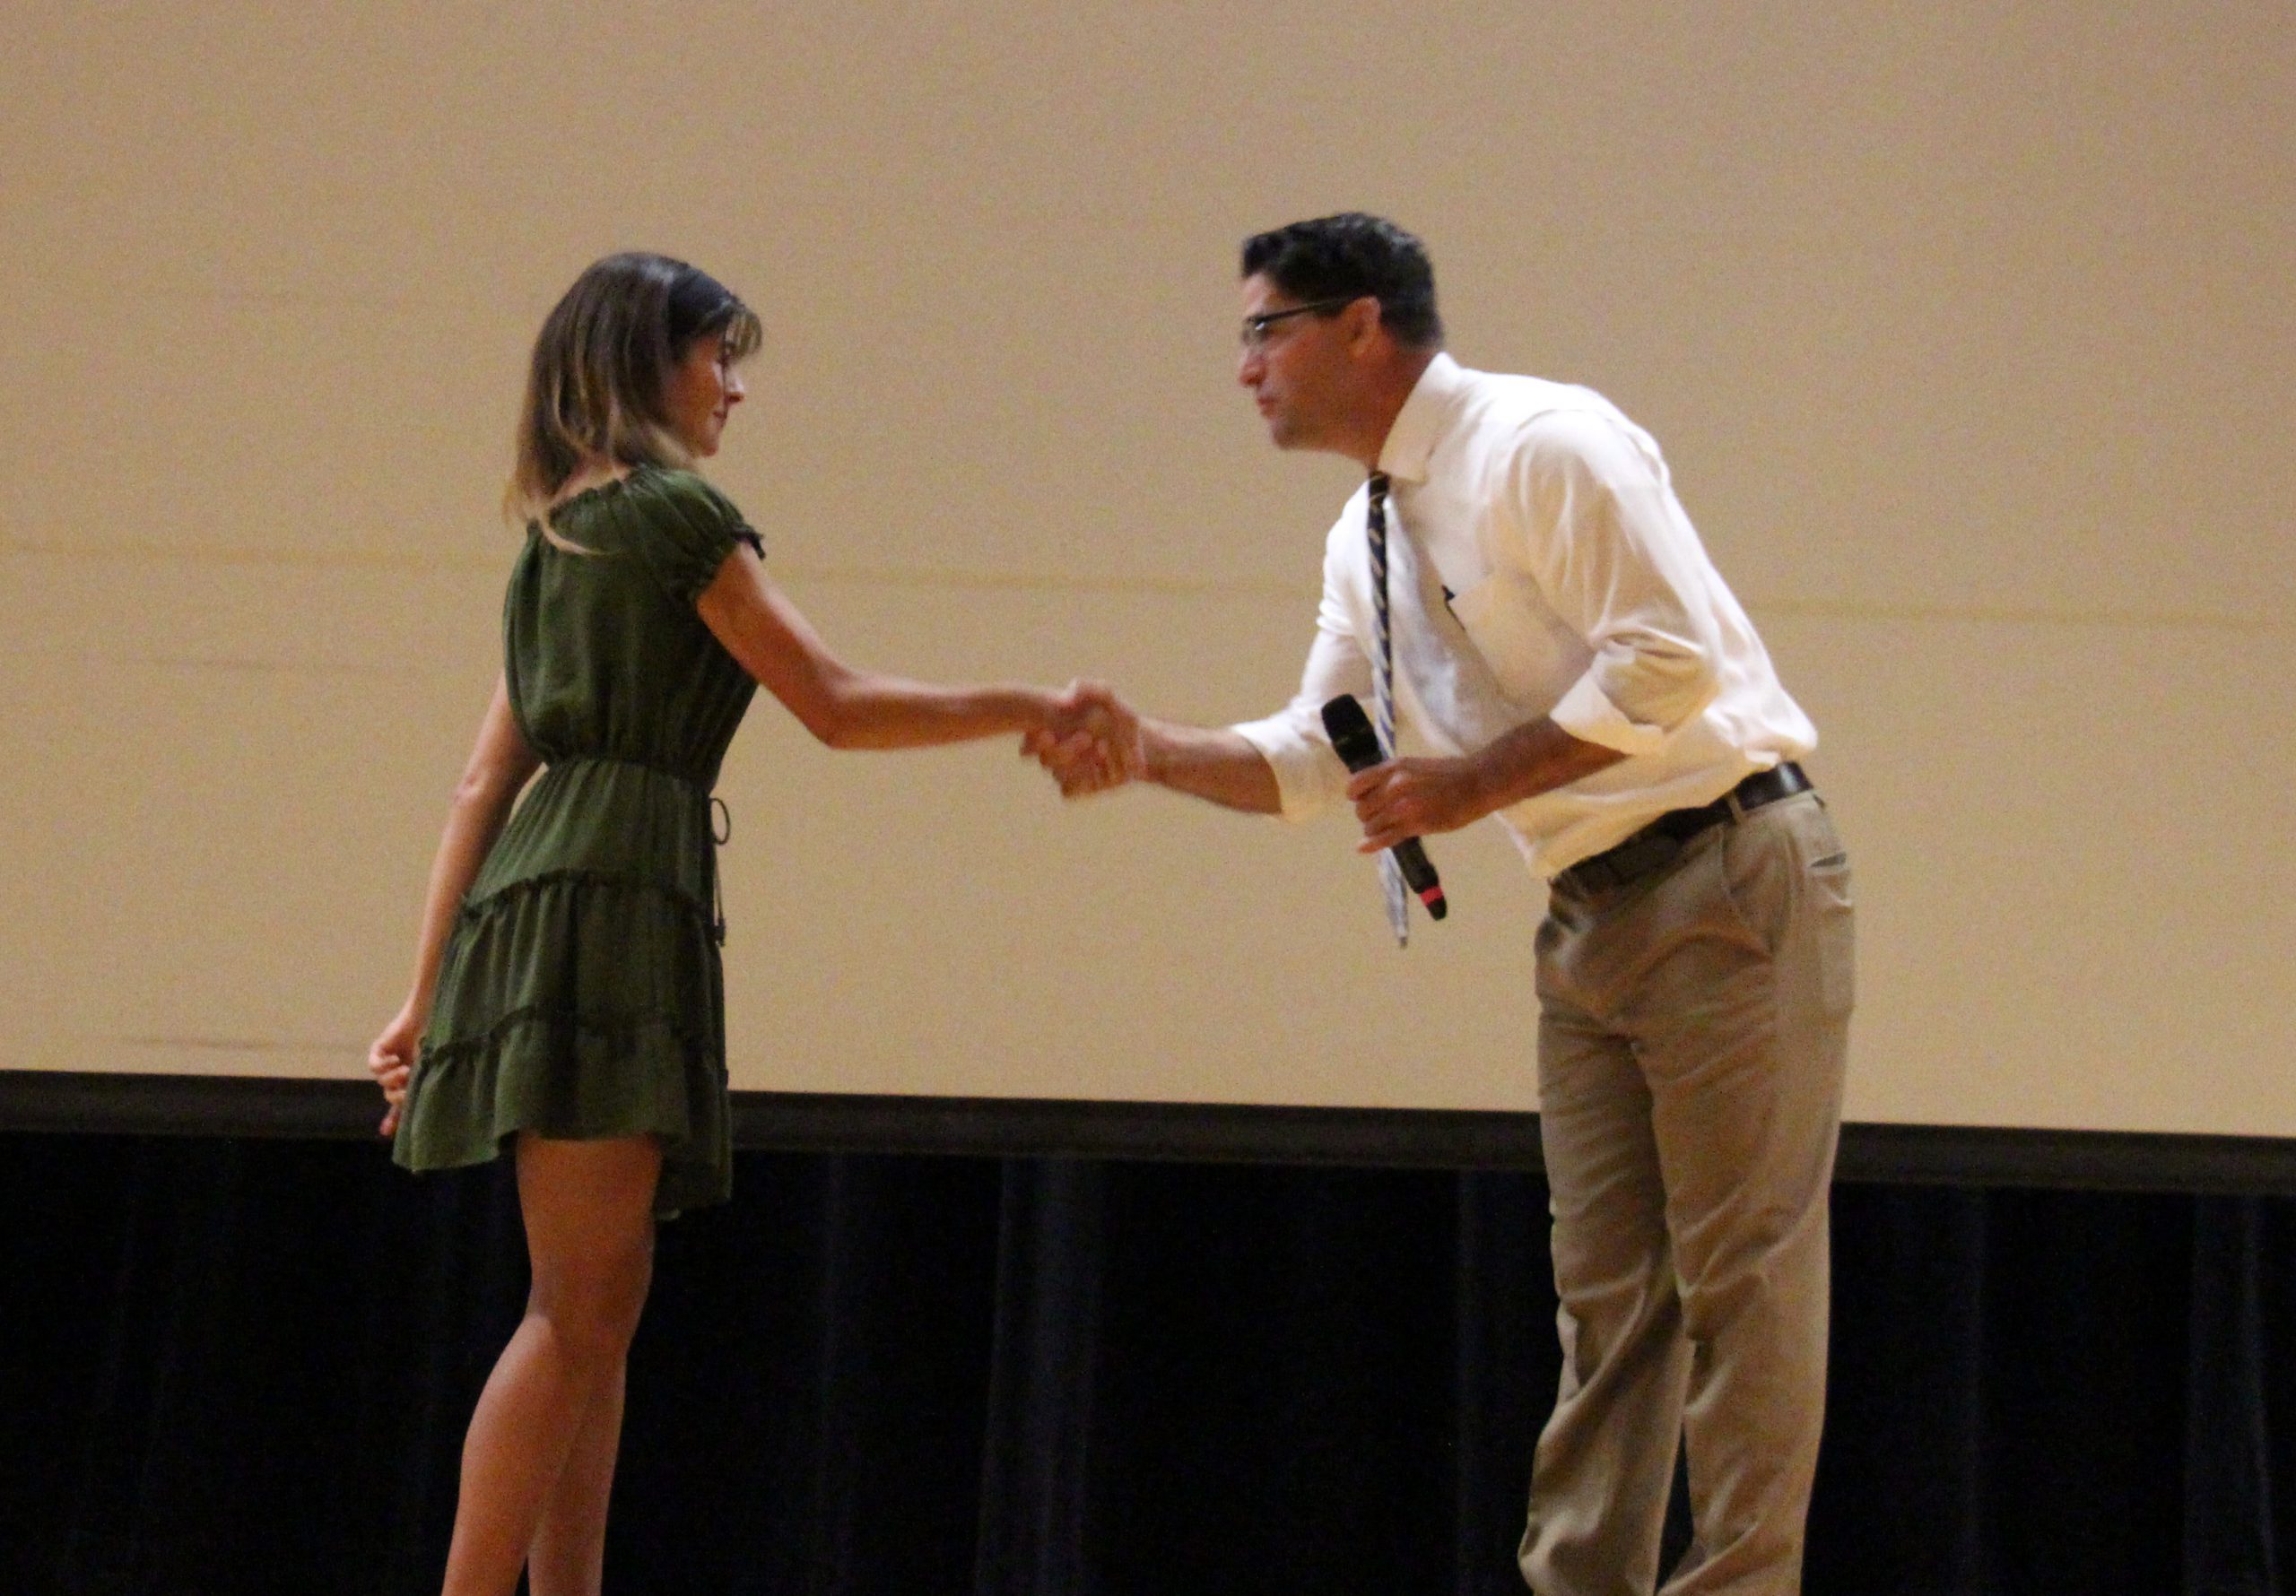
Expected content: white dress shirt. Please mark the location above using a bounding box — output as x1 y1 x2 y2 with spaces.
1231 352 1817 880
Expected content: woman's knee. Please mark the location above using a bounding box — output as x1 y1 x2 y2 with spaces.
528 1241 654 1360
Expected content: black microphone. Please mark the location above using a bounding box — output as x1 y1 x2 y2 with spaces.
1320 695 1447 921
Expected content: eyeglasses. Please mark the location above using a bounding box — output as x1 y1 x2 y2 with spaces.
1239 297 1361 351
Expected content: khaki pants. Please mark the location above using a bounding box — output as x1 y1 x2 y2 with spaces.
1519 792 1854 1596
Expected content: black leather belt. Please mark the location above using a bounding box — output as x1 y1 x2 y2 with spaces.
1554 762 1813 895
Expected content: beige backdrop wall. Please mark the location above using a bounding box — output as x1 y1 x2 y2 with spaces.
4 3 2291 1132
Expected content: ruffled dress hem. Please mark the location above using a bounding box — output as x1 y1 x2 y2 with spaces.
393 870 733 1220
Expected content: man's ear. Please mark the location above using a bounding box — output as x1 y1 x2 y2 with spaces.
1343 295 1387 356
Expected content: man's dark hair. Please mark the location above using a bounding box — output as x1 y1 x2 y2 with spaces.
1240 213 1443 348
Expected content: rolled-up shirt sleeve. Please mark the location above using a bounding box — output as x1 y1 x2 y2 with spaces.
1228 526 1370 820
1510 412 1724 757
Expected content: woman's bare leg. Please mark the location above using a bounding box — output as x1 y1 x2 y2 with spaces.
526 1360 629 1596
439 1134 660 1596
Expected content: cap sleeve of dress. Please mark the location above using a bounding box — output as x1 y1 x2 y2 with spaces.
625 468 765 604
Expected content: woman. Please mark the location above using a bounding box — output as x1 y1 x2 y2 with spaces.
366 252 1124 1596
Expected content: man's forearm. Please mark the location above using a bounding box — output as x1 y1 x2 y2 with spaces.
1140 719 1283 814
1344 714 1628 852
1466 716 1624 813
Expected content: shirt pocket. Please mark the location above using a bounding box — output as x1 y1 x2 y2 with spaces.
1446 567 1590 710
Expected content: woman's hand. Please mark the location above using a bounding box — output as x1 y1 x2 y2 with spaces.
367 997 426 1139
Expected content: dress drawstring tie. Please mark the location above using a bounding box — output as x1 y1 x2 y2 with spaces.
708 795 731 946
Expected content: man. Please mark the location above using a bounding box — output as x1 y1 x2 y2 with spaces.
1035 213 1854 1595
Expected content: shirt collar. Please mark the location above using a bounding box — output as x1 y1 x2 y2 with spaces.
1376 351 1469 485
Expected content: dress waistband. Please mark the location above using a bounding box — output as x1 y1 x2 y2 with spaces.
546 754 730 944
551 752 714 791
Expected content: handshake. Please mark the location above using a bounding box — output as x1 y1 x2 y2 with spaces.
1029 682 1147 799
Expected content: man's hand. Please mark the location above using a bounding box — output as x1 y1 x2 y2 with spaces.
1347 755 1491 854
1025 681 1144 798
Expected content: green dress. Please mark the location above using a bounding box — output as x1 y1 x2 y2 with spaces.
394 465 761 1218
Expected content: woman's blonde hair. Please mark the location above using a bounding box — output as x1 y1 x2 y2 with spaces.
506 252 762 522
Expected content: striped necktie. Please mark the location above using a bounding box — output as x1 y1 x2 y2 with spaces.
1364 472 1411 946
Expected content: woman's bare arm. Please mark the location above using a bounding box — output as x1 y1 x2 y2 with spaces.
697 545 1074 750
367 674 539 1133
